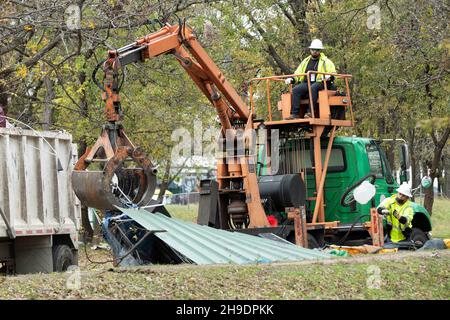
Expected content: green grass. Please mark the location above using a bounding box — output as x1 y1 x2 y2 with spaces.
1 251 448 299
422 197 450 238
165 204 198 222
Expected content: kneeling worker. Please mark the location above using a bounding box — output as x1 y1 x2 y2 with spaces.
285 39 337 120
377 183 414 243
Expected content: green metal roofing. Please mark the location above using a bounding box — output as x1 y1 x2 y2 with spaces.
120 208 332 265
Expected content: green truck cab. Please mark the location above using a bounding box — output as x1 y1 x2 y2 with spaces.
308 137 430 227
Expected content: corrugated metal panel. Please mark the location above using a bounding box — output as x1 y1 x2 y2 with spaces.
120 208 332 265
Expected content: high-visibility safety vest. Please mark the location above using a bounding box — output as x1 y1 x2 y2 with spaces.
294 52 337 83
378 195 414 243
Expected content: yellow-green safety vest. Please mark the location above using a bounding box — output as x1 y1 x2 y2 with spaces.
378 195 414 242
294 52 337 83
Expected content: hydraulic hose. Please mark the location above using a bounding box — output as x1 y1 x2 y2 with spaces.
92 59 106 91
335 214 370 245
92 58 126 93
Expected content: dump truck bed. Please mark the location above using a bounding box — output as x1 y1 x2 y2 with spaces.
0 127 80 241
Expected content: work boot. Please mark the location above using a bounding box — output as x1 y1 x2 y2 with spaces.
304 112 312 119
284 113 301 120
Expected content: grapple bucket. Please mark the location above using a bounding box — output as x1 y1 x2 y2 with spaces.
72 145 157 210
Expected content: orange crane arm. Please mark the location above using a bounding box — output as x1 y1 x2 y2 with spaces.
101 22 249 129
85 20 270 228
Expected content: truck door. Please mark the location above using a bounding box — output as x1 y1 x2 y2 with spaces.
304 142 353 223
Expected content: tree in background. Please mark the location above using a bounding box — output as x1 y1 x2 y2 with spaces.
314 0 449 214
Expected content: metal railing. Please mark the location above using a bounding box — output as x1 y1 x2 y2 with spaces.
249 71 354 123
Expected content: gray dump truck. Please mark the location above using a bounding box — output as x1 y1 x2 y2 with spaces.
0 127 81 274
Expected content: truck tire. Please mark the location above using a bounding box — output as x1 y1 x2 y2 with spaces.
410 228 428 248
52 245 75 272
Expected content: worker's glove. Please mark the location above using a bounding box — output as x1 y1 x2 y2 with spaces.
324 74 335 82
285 77 295 85
393 209 399 219
377 207 389 215
398 216 408 225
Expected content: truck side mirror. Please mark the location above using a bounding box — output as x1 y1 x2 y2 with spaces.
399 144 410 184
421 176 432 189
353 181 376 205
385 174 394 185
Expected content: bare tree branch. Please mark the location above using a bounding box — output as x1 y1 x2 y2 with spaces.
247 14 292 74
0 34 61 78
277 3 297 27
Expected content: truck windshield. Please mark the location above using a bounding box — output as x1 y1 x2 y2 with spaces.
366 143 383 178
378 145 395 183
366 142 394 183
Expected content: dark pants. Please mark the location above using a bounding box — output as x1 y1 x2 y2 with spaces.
291 81 335 115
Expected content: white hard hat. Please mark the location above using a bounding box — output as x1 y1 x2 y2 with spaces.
396 182 412 198
309 39 324 50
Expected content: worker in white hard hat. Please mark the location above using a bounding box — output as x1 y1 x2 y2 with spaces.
376 183 414 243
285 39 337 120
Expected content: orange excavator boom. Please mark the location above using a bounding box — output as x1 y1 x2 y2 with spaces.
101 22 249 127
73 20 270 228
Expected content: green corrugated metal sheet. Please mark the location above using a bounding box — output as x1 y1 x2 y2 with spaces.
120 208 332 265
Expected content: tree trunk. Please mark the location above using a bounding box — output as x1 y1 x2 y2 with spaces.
21 80 43 125
437 175 442 195
408 128 419 188
443 158 450 198
288 0 310 49
0 83 8 124
157 162 171 203
444 155 450 197
411 156 418 188
423 182 434 214
42 71 55 130
0 83 6 127
385 141 395 173
244 9 293 74
157 156 192 203
377 116 385 138
423 127 450 214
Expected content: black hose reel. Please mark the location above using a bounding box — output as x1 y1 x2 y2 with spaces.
258 174 306 212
